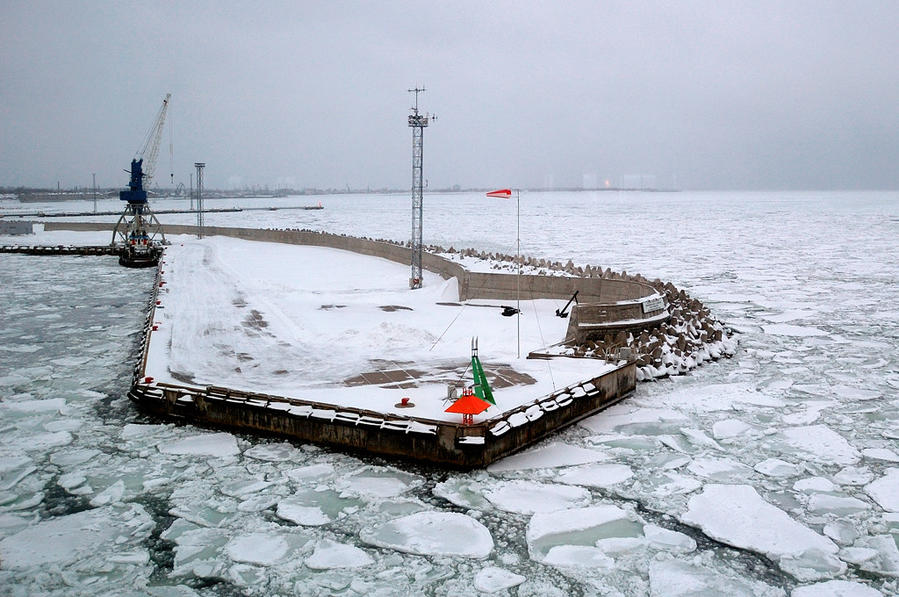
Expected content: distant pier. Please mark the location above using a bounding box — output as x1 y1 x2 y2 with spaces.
0 244 118 256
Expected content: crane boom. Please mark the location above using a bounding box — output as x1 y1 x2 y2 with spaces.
112 93 170 268
135 93 171 189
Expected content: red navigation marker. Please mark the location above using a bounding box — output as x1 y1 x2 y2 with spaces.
445 388 491 425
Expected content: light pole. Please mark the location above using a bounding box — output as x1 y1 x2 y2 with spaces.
516 188 520 359
92 173 97 214
194 163 205 239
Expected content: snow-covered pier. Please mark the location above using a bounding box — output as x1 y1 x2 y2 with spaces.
123 231 638 468
11 222 730 466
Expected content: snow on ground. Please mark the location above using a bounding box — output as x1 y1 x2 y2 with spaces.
145 236 618 423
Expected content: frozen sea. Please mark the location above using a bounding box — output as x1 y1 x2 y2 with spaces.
1 190 898 596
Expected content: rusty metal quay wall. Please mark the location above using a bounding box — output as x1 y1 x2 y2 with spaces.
128 363 635 469
0 244 118 256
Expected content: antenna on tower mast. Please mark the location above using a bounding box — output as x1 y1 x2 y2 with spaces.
407 86 432 289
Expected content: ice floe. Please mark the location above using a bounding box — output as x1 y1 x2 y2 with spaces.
807 493 870 515
433 477 495 511
755 458 801 478
648 559 784 597
335 466 422 498
486 441 608 472
790 579 882 597
579 405 689 434
360 511 493 558
305 538 373 569
276 488 361 525
687 457 753 482
865 468 899 512
225 532 289 565
712 418 752 439
557 463 635 488
526 504 643 562
484 480 591 514
682 484 841 579
763 323 828 337
158 432 240 457
778 425 861 466
0 504 153 568
473 566 526 593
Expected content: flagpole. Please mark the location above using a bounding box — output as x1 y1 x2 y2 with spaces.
516 188 520 359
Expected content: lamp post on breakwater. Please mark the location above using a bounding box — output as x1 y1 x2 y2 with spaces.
486 188 520 358
194 162 205 239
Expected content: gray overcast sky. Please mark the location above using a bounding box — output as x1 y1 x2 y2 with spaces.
2 1 898 190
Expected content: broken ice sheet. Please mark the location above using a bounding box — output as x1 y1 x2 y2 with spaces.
276 487 362 525
866 468 899 512
648 559 784 597
0 503 154 568
526 504 643 562
486 441 608 472
484 480 591 514
556 463 634 488
682 484 843 580
157 432 240 458
360 511 493 558
433 477 494 511
335 465 423 498
305 538 373 569
473 566 526 593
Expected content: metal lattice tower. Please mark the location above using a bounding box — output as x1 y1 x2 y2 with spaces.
194 162 205 238
408 87 430 289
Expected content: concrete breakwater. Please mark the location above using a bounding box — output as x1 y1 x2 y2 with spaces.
127 248 635 467
21 222 729 465
44 222 671 336
412 244 736 380
40 221 733 380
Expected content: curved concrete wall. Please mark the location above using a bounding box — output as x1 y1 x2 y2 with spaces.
45 222 667 337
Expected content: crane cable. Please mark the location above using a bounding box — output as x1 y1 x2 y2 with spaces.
429 303 467 351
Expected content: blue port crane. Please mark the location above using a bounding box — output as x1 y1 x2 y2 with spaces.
111 93 171 267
